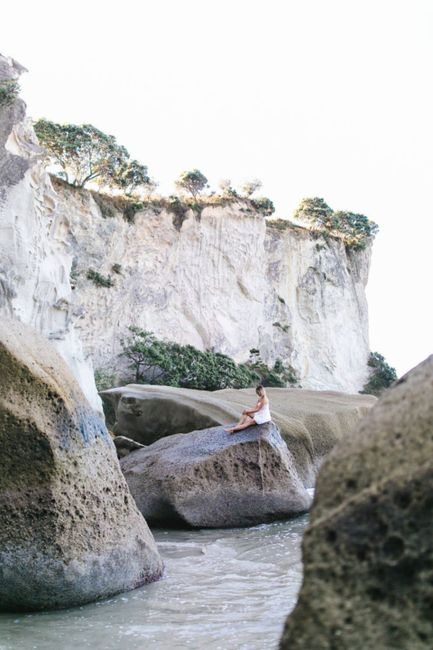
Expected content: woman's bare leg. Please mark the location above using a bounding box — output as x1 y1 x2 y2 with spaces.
225 415 255 433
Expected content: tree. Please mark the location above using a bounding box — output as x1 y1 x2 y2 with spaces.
362 352 397 396
293 197 334 229
120 328 171 382
175 169 208 199
34 119 150 192
241 179 262 197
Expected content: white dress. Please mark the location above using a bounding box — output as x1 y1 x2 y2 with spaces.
253 400 271 425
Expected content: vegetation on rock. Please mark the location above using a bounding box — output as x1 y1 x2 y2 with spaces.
362 351 397 396
293 197 379 248
34 119 150 192
119 327 297 389
0 79 19 107
86 269 115 288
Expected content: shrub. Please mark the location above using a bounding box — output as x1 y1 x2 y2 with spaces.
0 79 19 108
361 352 397 396
251 196 275 216
241 179 262 197
34 118 150 192
86 269 115 288
111 263 122 274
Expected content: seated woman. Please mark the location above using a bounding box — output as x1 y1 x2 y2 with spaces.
225 384 271 433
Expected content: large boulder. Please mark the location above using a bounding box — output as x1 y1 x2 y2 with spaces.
103 384 375 486
280 356 433 650
0 319 163 612
120 422 312 528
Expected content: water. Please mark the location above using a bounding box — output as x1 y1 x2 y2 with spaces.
0 516 308 650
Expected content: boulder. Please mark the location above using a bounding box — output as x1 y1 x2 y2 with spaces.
280 356 433 650
0 319 163 612
113 435 145 458
103 384 375 486
120 421 312 528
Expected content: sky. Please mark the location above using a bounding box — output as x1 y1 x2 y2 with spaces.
2 0 432 377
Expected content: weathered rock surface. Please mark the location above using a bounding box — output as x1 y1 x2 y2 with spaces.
113 435 145 458
0 319 163 612
103 384 375 486
121 422 312 527
0 53 100 411
280 356 433 650
55 180 372 393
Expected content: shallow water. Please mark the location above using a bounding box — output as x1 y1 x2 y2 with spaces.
0 515 308 650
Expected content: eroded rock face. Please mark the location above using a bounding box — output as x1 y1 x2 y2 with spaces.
121 422 312 528
102 384 375 486
0 319 163 612
0 53 100 411
280 356 433 650
54 179 372 393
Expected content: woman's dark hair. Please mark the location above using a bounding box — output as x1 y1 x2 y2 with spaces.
256 384 265 394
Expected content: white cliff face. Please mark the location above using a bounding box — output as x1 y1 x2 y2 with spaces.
0 54 101 412
54 184 371 393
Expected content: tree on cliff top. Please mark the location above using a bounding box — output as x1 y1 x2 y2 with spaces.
293 197 378 248
34 118 150 192
175 169 208 199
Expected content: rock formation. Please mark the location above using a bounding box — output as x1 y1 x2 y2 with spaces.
0 53 100 411
121 422 312 527
102 384 375 486
54 180 372 394
280 356 433 650
0 319 163 611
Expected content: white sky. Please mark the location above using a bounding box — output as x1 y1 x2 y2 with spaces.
2 0 432 377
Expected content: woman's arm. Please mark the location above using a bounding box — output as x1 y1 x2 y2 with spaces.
245 399 264 416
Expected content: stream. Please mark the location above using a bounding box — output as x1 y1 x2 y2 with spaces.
0 515 308 650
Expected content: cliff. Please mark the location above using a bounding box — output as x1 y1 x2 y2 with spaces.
1 54 372 396
0 54 101 411
55 184 371 393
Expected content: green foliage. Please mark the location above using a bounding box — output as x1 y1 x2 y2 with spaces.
362 352 397 396
241 179 262 197
119 328 297 390
175 169 208 199
293 197 334 228
251 196 275 216
112 263 122 274
86 269 115 288
293 197 379 248
34 118 150 192
0 79 19 107
94 368 117 391
246 350 298 387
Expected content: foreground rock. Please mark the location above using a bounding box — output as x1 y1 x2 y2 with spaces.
121 422 312 528
103 384 375 486
280 356 433 650
0 320 163 612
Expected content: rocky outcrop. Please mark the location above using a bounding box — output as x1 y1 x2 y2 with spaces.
113 435 145 458
0 319 163 611
102 385 375 486
54 180 372 393
280 356 433 650
0 54 100 411
121 422 312 528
